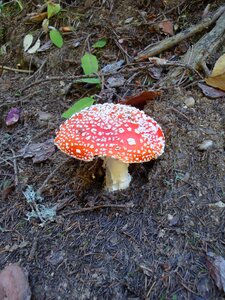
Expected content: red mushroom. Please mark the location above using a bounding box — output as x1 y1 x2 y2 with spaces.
54 103 165 191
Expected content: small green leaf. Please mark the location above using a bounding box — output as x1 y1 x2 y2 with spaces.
62 97 95 118
81 53 98 75
76 78 101 84
92 38 107 48
16 0 23 11
50 29 63 48
47 2 61 19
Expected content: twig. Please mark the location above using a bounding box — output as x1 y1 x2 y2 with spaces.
136 5 225 60
55 196 75 212
20 65 149 93
10 149 18 187
64 203 134 216
0 91 40 109
0 65 34 74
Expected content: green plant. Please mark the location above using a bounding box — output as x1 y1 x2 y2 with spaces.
92 38 107 49
23 1 64 53
62 97 95 118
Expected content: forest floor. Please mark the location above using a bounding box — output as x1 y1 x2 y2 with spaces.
0 0 225 299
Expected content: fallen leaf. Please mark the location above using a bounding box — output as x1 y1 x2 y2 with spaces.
158 19 174 35
60 26 74 33
25 12 48 23
122 90 161 108
107 75 125 87
18 139 55 163
149 57 167 65
92 38 107 48
198 82 225 98
205 53 225 91
46 250 66 265
5 108 20 126
27 38 41 54
101 60 124 74
205 74 225 91
149 67 162 80
37 40 52 52
0 264 31 300
206 252 225 292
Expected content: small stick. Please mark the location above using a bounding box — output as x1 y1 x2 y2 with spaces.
0 91 40 109
20 64 152 93
64 203 133 216
10 149 19 187
136 5 225 60
0 65 34 74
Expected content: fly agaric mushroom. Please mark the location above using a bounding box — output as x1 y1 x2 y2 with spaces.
54 103 165 191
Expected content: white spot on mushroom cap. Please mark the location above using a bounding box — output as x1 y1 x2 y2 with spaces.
127 138 136 146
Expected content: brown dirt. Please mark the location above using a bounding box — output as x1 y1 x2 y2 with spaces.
0 1 224 299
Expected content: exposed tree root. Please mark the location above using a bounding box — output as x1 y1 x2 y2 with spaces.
136 5 225 87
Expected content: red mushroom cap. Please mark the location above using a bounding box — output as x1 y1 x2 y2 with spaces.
54 103 165 163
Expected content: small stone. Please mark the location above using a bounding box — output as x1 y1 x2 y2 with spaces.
184 96 195 107
46 250 65 265
198 140 213 151
158 229 165 238
167 214 173 221
38 112 52 121
107 75 125 87
124 17 134 24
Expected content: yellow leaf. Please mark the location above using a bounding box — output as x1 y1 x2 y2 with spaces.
205 74 225 91
205 53 225 91
210 53 225 77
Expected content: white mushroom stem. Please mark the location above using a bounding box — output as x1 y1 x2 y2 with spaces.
103 157 131 192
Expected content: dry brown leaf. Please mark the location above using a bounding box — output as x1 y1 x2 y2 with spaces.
60 26 74 32
25 12 48 23
205 53 225 91
121 90 161 108
158 19 174 35
198 82 225 98
18 139 55 163
205 74 225 91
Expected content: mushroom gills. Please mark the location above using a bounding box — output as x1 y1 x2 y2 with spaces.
103 157 131 192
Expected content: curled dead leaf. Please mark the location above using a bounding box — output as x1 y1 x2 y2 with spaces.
121 90 161 108
205 53 225 91
18 139 55 163
25 12 48 23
